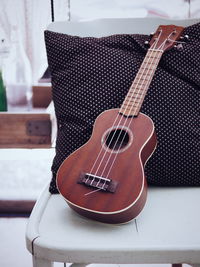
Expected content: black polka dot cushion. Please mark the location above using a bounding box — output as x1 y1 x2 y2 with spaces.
45 23 200 194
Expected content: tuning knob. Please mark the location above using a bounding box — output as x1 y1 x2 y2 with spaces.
144 40 150 47
184 34 189 41
180 34 189 42
174 44 184 51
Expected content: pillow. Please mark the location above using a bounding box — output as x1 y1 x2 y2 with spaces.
45 23 200 194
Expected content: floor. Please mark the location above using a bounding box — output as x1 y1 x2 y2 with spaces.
0 217 191 267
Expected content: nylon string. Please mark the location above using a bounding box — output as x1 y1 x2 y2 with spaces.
84 30 175 195
102 30 177 183
84 31 163 193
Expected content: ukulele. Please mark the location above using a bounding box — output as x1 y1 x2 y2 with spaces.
57 25 184 224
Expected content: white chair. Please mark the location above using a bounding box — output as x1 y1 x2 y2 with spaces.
26 17 200 267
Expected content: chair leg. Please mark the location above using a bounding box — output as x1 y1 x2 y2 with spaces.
32 255 53 267
172 264 182 267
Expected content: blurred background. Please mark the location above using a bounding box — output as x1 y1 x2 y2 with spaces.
0 0 199 84
0 1 200 267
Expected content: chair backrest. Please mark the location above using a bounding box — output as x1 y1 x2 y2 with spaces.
47 17 200 36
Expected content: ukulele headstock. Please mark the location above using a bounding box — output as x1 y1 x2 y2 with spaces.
149 25 185 51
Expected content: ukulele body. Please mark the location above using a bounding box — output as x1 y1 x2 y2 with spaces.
57 109 157 224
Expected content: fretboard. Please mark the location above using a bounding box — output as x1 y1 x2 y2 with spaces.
119 49 163 117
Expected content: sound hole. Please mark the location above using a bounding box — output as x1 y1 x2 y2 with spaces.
105 129 129 150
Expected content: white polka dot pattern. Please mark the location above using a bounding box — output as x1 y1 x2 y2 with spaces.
45 23 200 194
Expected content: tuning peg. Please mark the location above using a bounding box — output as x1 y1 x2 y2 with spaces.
144 40 150 47
174 44 184 51
180 34 189 42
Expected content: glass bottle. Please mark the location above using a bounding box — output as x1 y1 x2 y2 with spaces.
0 68 7 111
0 39 8 111
4 26 32 110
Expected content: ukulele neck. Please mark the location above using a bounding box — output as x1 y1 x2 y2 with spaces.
119 48 164 117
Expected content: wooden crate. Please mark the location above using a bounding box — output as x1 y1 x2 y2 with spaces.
0 85 56 148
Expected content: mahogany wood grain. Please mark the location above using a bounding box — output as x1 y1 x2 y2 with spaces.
57 109 157 224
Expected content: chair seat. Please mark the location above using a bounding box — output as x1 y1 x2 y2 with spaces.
26 185 200 265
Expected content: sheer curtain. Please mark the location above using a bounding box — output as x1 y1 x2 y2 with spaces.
0 0 68 83
0 0 199 83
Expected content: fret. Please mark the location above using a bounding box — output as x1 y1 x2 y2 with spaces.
128 82 152 94
120 106 139 111
131 83 150 89
123 96 141 101
127 90 143 96
134 76 152 84
135 75 151 79
131 84 145 89
132 79 147 84
133 81 152 88
127 86 147 98
142 59 160 64
123 99 141 104
140 66 157 71
123 94 145 105
135 73 152 78
148 48 163 52
143 57 160 61
146 55 156 58
124 94 144 102
140 60 158 65
132 82 147 87
133 77 151 82
139 66 157 72
119 108 138 117
128 85 149 94
123 102 140 108
134 85 149 90
120 49 163 116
